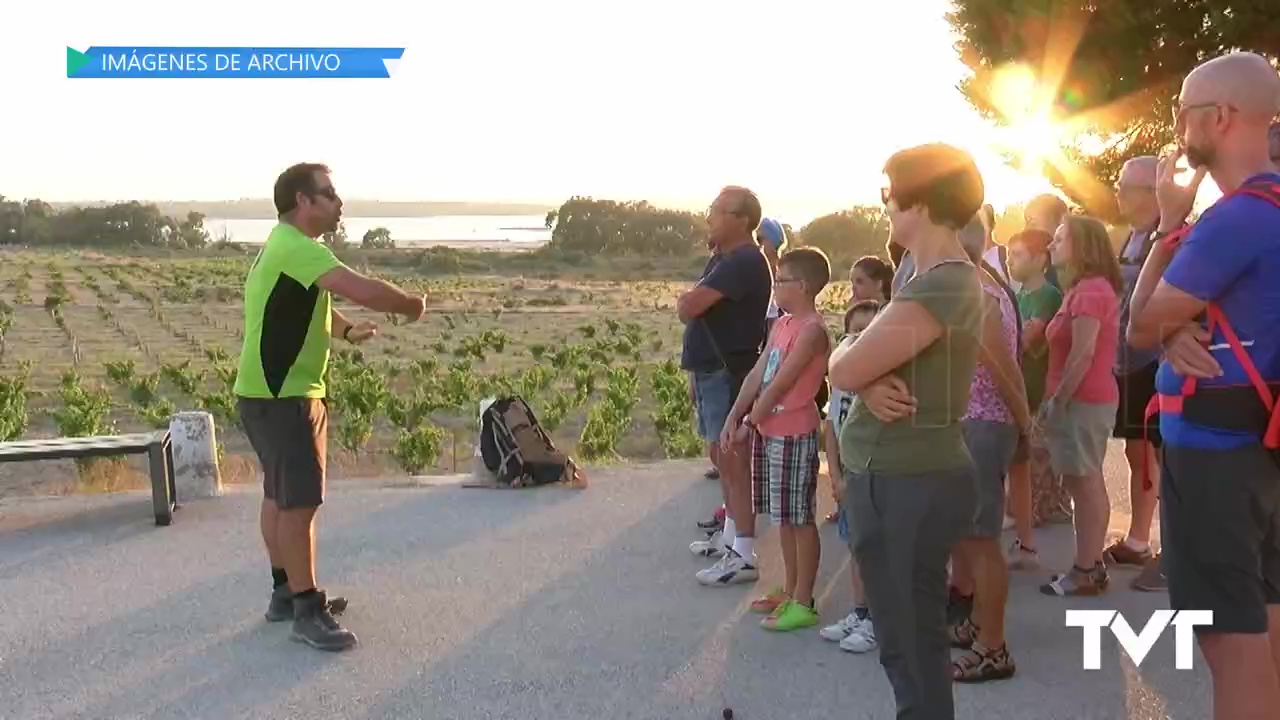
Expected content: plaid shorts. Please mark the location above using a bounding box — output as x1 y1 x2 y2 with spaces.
751 430 821 525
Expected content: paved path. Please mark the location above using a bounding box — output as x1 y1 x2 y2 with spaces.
0 442 1209 719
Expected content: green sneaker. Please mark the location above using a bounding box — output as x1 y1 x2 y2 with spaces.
761 600 819 632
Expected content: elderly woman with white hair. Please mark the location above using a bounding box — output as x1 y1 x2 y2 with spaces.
943 219 1033 682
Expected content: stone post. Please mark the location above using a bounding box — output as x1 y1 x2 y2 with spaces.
168 411 223 498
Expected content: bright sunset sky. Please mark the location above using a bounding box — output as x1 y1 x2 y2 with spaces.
4 0 1064 225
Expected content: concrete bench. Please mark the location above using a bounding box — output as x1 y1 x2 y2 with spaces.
0 431 178 525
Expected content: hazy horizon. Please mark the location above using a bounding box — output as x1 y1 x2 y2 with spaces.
6 0 1065 221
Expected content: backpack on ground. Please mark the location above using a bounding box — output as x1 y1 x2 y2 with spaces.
479 396 587 488
1142 177 1280 482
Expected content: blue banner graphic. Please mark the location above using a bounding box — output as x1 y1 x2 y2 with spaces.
67 46 404 79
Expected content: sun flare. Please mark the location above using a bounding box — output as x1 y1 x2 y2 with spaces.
986 63 1068 172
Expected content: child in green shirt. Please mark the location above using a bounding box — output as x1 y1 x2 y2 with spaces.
1005 229 1064 566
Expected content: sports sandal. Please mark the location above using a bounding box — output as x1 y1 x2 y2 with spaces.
952 642 1017 683
1040 564 1108 596
948 616 978 649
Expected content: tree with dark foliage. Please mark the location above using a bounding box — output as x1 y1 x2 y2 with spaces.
949 1 1280 217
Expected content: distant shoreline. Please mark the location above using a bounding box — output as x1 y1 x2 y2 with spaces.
45 199 557 219
225 237 549 253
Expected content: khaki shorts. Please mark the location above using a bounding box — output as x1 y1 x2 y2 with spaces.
1043 400 1116 478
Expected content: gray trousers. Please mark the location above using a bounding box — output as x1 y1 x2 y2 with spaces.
847 467 978 720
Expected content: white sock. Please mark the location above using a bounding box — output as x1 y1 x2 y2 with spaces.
721 517 736 546
733 535 755 561
1124 537 1150 552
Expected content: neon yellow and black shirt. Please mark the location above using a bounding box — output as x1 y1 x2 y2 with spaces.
234 222 344 399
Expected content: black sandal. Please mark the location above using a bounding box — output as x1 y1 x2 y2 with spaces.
952 642 1017 683
948 616 978 649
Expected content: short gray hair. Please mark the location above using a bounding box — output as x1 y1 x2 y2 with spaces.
958 217 986 262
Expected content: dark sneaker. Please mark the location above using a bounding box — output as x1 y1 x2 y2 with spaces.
290 591 358 651
265 585 348 622
695 505 726 533
704 467 720 480
1131 555 1168 592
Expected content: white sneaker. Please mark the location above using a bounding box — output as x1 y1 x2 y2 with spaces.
819 612 863 642
695 548 759 586
1006 538 1040 571
839 622 878 653
690 530 725 558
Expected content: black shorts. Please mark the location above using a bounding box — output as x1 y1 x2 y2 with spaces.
1162 443 1280 634
1113 362 1162 446
238 397 328 509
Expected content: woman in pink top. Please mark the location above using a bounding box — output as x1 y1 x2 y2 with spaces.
948 221 1033 681
1039 215 1123 597
722 248 832 632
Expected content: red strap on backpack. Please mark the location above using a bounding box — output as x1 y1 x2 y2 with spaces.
1140 178 1280 489
1209 304 1280 450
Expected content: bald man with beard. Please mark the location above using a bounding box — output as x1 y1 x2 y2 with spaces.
1128 51 1280 720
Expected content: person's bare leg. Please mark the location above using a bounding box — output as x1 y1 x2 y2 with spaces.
1067 473 1110 568
278 507 319 593
794 524 820 607
962 537 1009 648
261 498 283 567
725 442 755 541
1007 460 1035 547
780 526 798 597
951 548 976 597
1124 439 1159 545
1199 631 1280 720
1269 605 1280 689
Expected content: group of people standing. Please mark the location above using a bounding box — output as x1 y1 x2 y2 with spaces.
677 51 1280 720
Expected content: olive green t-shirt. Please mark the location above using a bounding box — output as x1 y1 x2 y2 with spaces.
233 222 344 399
839 260 984 474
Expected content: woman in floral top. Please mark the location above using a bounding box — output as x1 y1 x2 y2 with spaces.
948 220 1032 682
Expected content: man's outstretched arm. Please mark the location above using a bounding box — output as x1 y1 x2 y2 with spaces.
316 266 424 320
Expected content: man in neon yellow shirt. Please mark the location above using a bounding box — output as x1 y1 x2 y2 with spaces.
235 162 426 651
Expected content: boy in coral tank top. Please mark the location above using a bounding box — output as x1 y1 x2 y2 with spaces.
720 247 832 631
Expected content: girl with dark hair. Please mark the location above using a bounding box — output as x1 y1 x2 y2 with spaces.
851 256 893 303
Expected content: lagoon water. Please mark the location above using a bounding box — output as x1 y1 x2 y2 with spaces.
204 215 552 246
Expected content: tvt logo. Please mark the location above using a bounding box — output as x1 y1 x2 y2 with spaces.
1066 609 1213 670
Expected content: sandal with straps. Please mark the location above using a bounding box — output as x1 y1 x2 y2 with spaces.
952 642 1017 683
1040 564 1107 597
948 616 978 649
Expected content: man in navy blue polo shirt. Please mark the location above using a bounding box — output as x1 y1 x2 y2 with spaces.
1128 51 1280 719
679 186 773 586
